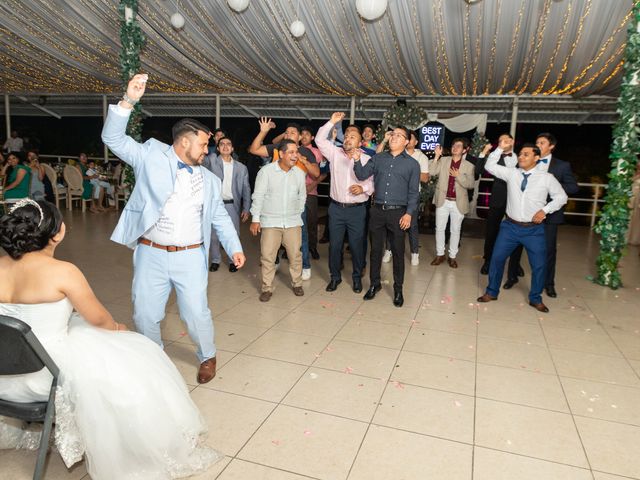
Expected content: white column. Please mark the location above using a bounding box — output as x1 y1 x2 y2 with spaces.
103 95 108 162
215 94 220 129
349 96 356 124
4 94 10 140
510 96 519 140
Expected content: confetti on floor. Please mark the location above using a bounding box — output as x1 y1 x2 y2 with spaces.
309 373 319 379
271 440 281 446
344 366 353 374
303 430 312 436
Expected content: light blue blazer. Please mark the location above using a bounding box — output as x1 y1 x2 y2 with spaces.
101 106 243 262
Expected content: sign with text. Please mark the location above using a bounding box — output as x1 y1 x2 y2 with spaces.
419 123 445 151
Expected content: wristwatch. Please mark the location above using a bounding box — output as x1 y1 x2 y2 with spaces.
122 93 138 106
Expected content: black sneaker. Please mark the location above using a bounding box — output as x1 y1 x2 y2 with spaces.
209 263 220 272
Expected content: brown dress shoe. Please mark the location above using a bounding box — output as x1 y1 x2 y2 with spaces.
430 255 446 266
259 291 272 302
293 286 304 296
477 293 497 303
529 301 549 313
197 357 217 384
447 257 458 268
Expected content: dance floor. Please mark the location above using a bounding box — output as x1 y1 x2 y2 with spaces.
2 210 640 480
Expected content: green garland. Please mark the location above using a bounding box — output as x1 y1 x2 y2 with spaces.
375 104 428 142
118 0 146 191
470 130 488 157
594 2 640 289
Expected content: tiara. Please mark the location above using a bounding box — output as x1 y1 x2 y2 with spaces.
9 199 44 228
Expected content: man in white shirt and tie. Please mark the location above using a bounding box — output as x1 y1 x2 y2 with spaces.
477 139 568 313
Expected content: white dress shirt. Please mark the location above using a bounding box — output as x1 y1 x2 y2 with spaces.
536 154 552 173
3 136 23 153
221 159 234 201
144 160 204 246
485 148 567 223
250 161 306 228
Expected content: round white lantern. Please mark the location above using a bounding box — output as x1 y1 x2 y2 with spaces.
290 20 305 38
356 0 388 21
170 12 185 30
227 0 250 13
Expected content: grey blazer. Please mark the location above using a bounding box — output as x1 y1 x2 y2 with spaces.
203 154 251 214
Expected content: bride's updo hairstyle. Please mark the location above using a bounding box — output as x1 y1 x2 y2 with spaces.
0 199 63 259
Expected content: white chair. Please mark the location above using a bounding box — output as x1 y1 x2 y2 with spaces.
62 165 92 212
41 163 67 210
113 163 130 211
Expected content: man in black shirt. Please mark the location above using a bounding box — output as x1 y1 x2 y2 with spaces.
354 127 420 307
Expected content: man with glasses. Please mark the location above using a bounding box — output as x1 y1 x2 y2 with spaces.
354 127 420 307
203 137 251 272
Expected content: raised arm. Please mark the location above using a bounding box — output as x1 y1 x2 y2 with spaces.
248 117 275 158
101 73 150 168
316 113 344 160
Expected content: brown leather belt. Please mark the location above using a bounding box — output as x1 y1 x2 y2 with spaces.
505 216 537 227
138 238 202 252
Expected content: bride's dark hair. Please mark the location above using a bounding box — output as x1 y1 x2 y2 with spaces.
0 200 63 259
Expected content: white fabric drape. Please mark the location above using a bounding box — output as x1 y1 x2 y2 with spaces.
0 0 633 95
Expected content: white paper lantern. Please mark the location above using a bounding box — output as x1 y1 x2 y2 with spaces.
227 0 250 13
290 20 305 38
356 0 388 21
170 12 185 30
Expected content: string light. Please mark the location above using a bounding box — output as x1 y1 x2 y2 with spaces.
516 0 553 94
545 0 591 94
0 0 633 98
533 0 573 95
483 0 503 95
410 0 436 95
497 0 526 94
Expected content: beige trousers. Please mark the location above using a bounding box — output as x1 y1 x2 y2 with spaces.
260 226 302 292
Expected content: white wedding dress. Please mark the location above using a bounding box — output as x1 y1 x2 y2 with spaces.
0 298 223 479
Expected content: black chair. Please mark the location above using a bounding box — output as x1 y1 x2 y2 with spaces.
0 314 60 480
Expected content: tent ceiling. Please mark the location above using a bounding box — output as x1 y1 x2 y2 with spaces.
0 0 633 99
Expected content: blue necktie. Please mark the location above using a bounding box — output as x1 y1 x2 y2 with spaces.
177 161 193 174
537 158 548 165
520 172 531 192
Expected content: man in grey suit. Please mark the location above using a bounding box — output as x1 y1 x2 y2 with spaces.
203 137 251 272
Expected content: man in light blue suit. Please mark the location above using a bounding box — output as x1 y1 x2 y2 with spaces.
202 136 251 272
101 74 245 384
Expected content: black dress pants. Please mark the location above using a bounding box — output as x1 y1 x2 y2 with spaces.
328 202 366 281
369 205 406 290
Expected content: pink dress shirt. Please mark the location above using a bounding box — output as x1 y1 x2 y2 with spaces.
316 121 374 204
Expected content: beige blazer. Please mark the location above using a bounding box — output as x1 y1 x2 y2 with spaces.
429 156 476 214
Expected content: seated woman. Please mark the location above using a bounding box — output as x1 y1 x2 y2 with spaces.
75 153 100 213
27 151 46 201
0 200 222 479
3 153 31 203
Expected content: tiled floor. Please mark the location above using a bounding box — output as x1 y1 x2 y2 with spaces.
2 210 640 479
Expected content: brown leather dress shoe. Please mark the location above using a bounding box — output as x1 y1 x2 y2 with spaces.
293 286 304 296
447 257 458 268
477 293 497 303
430 255 446 266
259 291 272 302
529 301 549 313
197 357 217 384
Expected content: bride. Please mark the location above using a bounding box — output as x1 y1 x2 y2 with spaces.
0 199 223 479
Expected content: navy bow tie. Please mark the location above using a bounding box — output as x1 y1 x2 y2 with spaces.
177 161 193 174
537 158 549 164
